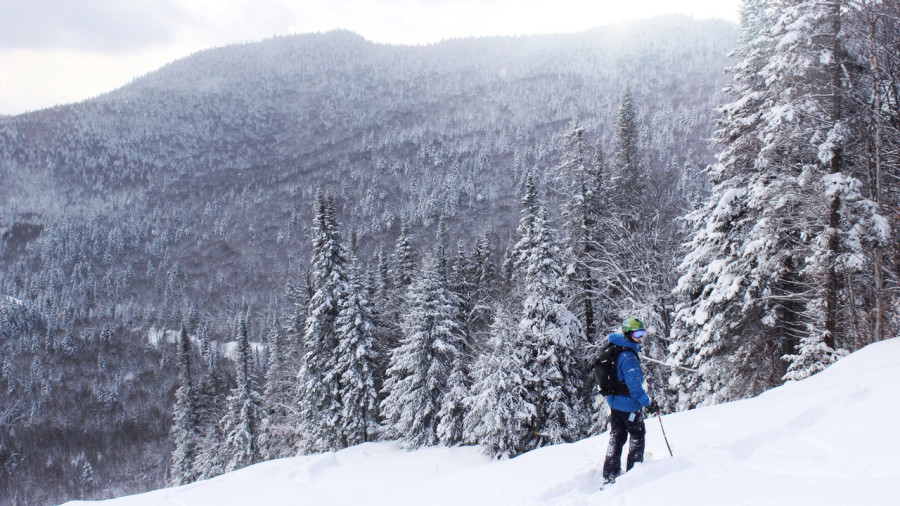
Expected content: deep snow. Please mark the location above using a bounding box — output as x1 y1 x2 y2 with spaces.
68 338 900 505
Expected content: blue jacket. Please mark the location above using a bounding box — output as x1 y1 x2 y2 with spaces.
604 333 650 413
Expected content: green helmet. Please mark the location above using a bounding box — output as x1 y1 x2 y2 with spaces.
622 318 645 334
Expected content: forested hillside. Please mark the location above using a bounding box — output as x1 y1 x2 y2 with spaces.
0 16 736 504
9 4 899 503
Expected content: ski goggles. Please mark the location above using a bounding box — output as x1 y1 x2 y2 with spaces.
632 330 646 339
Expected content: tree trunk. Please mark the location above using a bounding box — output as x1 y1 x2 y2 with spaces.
823 0 844 351
870 26 887 343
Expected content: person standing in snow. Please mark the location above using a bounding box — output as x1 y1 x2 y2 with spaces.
602 318 658 485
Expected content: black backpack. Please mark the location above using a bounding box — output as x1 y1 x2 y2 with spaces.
592 342 633 396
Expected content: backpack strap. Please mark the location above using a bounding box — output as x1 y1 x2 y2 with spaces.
612 345 634 397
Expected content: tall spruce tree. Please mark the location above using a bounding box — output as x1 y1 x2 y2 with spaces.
434 215 450 276
464 307 531 457
297 191 350 453
192 328 230 480
380 256 466 448
771 0 892 379
843 0 900 347
468 233 499 342
505 172 542 284
221 314 261 472
669 0 881 406
169 326 198 485
334 264 381 446
610 84 645 215
297 191 384 451
450 242 475 339
762 0 853 370
669 0 799 408
511 182 586 449
392 220 418 291
373 242 394 395
380 220 418 372
436 361 468 446
556 120 607 343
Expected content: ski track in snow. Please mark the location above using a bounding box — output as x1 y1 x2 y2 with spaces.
67 338 900 506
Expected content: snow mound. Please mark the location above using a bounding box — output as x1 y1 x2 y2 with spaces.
68 338 900 505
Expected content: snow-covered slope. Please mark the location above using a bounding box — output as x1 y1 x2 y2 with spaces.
69 338 900 505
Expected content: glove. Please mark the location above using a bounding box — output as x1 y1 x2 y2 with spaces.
646 399 660 414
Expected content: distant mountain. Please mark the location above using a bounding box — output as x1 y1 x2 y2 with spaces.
2 16 735 286
1 18 734 312
0 16 737 505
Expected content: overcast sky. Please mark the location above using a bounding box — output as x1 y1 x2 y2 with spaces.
0 0 741 116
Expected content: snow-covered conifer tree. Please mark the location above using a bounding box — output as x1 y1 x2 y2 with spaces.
372 242 394 390
505 173 541 283
516 206 586 448
450 242 474 333
334 268 380 446
468 233 499 341
555 120 607 343
610 84 646 215
436 364 468 446
392 220 418 291
783 331 847 382
192 377 228 479
768 0 889 378
298 191 384 451
763 0 853 362
287 272 312 342
376 242 392 294
669 0 878 406
296 191 349 453
464 308 531 457
381 256 466 449
221 314 261 472
434 215 450 275
191 329 229 479
669 0 800 408
259 314 299 459
170 326 198 485
505 177 587 448
379 220 418 373
839 0 900 346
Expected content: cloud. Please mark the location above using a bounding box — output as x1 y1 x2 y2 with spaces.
0 0 182 52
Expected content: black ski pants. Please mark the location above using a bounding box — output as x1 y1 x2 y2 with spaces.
603 409 646 481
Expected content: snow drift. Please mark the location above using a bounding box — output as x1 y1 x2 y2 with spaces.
69 338 900 505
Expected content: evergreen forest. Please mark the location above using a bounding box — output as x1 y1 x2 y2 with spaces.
1 4 899 504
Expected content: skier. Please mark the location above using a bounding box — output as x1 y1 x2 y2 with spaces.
602 318 658 485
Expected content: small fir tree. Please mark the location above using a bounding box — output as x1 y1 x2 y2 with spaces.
259 314 300 459
221 314 261 472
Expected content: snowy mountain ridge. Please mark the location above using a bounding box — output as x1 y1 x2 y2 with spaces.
70 338 900 505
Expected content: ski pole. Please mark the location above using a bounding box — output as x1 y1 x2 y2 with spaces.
657 412 674 457
639 354 699 373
